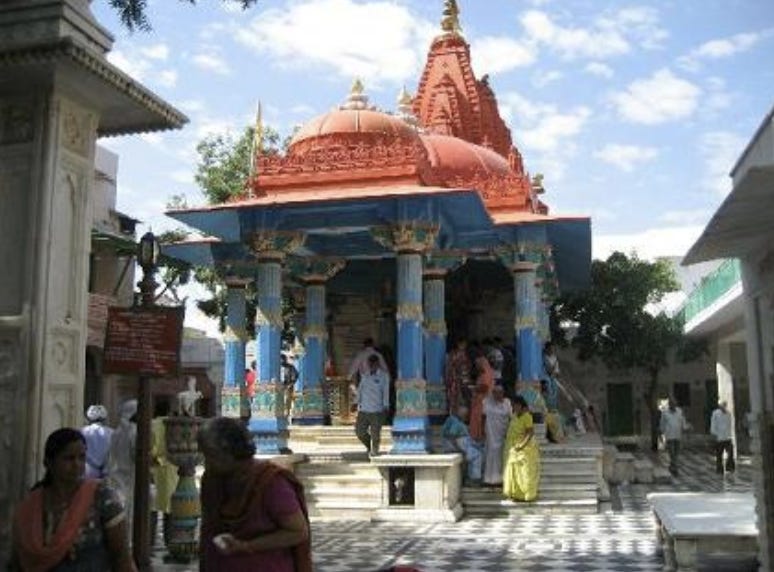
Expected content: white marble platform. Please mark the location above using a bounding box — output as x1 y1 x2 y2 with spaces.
647 492 758 571
369 454 463 522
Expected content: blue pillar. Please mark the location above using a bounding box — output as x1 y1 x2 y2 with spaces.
393 250 429 453
250 255 287 453
423 269 447 425
222 279 248 418
512 261 542 382
295 281 327 425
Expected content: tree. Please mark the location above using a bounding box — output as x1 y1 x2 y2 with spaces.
106 0 259 32
195 125 283 204
161 124 299 340
554 251 705 450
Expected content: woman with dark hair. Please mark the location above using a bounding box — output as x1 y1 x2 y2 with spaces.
10 428 135 571
198 417 312 572
502 396 541 502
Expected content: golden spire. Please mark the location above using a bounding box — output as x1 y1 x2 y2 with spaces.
250 101 263 178
440 0 462 35
350 77 365 96
341 78 369 110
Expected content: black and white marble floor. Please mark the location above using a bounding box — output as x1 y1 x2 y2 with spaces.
153 447 757 571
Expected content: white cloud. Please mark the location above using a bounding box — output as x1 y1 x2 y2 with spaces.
521 10 628 59
597 6 668 50
499 91 590 181
235 0 435 84
108 44 176 90
290 104 316 115
531 70 562 88
594 144 658 172
471 36 536 75
594 225 705 260
584 62 614 78
610 68 701 124
178 99 207 114
520 107 591 151
192 52 231 75
170 170 195 184
699 131 747 196
678 31 768 71
108 49 150 80
157 69 178 88
659 209 713 225
519 7 666 61
140 43 169 60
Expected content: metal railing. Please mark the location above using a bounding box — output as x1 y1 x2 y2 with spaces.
678 258 742 325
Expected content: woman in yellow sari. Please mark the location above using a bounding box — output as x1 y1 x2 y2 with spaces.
503 395 540 501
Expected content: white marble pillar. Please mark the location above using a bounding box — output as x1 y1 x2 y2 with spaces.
741 256 774 572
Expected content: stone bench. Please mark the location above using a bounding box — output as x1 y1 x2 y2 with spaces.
647 492 758 571
369 454 463 522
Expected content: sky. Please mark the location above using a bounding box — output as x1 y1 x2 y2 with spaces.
90 0 774 334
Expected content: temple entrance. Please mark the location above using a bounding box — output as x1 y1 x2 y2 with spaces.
446 259 513 344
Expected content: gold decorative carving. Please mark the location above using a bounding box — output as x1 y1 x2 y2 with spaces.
255 307 283 328
514 316 536 331
248 231 305 261
396 302 424 321
303 324 328 340
372 222 439 253
224 325 248 342
424 320 447 336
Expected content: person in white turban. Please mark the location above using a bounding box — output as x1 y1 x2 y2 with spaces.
108 399 138 536
82 404 113 478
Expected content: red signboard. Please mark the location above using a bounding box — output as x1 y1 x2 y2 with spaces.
103 306 185 376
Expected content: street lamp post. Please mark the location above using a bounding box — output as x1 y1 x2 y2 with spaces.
133 231 159 570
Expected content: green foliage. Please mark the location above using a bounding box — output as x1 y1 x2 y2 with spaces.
107 0 259 32
194 125 282 205
556 251 681 372
555 251 706 446
174 123 296 340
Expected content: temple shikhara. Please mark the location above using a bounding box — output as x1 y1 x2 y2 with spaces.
165 0 593 518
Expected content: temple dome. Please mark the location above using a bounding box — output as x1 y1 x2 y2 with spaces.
290 108 420 151
420 133 511 178
288 80 421 155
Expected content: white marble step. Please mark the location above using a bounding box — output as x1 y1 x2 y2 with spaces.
463 497 598 516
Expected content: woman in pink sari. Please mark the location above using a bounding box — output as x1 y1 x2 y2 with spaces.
469 345 494 440
198 417 312 572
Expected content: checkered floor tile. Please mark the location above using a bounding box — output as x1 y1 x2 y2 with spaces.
152 447 757 571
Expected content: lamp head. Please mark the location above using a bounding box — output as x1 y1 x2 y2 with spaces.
138 231 160 269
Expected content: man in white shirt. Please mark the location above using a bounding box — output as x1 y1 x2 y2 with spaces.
660 398 689 476
348 338 388 381
710 401 735 474
355 354 390 457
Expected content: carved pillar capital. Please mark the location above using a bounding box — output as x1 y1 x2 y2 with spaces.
247 230 305 262
423 251 465 278
287 256 346 284
372 221 439 254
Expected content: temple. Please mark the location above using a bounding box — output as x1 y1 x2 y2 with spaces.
165 0 591 459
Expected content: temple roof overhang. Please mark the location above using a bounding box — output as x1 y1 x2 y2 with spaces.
0 38 188 136
164 187 590 292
